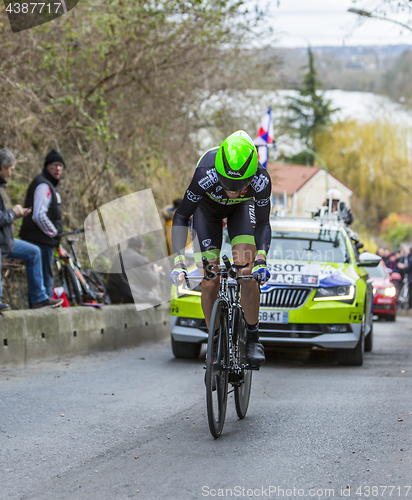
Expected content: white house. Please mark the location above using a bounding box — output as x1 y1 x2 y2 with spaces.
267 162 353 216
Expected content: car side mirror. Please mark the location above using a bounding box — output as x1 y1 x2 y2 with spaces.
391 272 402 281
359 252 381 267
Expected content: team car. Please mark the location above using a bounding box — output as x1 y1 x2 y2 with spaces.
170 213 380 366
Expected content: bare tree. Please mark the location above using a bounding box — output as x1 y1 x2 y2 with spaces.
0 0 273 227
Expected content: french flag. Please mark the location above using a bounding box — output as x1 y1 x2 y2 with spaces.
254 107 274 169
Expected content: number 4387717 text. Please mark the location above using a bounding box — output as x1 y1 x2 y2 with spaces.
6 3 63 14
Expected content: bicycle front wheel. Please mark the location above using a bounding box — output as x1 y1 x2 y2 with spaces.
233 307 252 419
205 299 229 438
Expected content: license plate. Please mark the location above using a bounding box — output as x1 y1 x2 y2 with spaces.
259 309 289 324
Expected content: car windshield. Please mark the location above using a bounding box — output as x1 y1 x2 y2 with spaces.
267 228 349 263
366 261 387 278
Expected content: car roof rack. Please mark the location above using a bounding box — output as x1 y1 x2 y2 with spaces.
312 205 353 226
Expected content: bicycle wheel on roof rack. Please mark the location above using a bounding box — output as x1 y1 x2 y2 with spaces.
205 298 229 439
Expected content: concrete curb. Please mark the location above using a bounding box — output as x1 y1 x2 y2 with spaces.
0 304 170 367
397 309 412 318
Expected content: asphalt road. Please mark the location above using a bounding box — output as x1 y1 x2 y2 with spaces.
1 318 411 500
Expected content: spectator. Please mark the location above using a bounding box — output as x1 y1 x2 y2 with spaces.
388 250 401 271
388 249 403 294
398 247 412 308
318 189 353 225
382 248 392 267
0 149 62 310
106 236 163 305
406 248 412 309
377 247 385 260
20 149 65 298
326 189 353 224
399 245 409 273
323 188 342 212
162 198 184 256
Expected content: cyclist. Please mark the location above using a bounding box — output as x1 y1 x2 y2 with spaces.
169 130 272 367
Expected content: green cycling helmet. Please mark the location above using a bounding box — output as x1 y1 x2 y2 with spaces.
215 130 258 192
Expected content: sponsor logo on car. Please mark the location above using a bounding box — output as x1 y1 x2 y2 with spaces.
267 262 321 286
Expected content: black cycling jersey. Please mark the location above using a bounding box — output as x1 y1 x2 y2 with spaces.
172 147 272 262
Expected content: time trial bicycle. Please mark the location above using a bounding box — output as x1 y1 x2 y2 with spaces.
202 255 262 438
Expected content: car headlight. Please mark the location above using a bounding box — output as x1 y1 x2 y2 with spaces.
384 286 396 298
313 285 355 302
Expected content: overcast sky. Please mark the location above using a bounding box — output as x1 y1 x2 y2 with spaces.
257 0 412 47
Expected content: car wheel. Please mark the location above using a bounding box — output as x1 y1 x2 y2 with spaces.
338 313 365 366
387 314 396 322
171 337 201 359
365 324 373 352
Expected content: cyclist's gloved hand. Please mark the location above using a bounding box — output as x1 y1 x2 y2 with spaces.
168 264 187 285
252 259 271 284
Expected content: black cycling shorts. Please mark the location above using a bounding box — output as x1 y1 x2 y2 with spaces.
192 199 256 263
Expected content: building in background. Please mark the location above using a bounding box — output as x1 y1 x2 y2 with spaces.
267 163 352 216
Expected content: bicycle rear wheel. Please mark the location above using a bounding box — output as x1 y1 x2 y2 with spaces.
233 307 252 419
206 299 229 438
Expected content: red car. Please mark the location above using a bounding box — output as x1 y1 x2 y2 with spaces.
368 260 401 321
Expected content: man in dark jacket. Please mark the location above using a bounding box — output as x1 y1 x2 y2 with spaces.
20 149 64 298
397 247 412 308
0 149 62 310
106 236 163 305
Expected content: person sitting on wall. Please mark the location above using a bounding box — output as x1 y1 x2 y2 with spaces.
162 198 183 256
0 149 63 310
